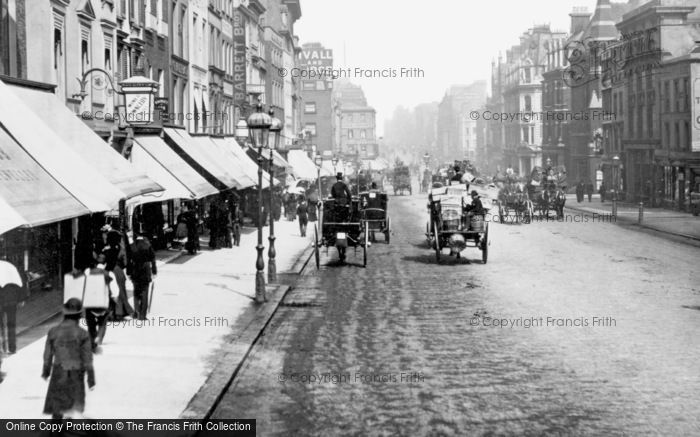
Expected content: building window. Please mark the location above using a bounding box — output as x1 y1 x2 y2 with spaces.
304 102 316 114
664 122 669 147
524 95 532 112
81 39 90 74
347 129 353 139
53 28 63 70
360 130 366 139
162 0 167 22
674 122 680 149
104 47 112 71
684 77 690 111
522 126 529 144
304 123 316 136
686 121 691 149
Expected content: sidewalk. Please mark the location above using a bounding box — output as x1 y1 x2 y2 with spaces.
0 219 312 419
565 194 700 241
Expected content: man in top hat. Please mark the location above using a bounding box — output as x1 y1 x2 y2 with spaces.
42 298 95 419
128 232 157 320
331 173 352 206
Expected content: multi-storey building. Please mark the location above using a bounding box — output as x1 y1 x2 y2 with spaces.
601 0 700 209
170 0 189 128
562 0 632 185
483 56 506 173
263 0 301 148
298 42 334 153
334 80 377 159
436 82 486 164
501 25 566 175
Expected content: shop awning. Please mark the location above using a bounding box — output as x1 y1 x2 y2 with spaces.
0 196 27 235
213 137 280 188
191 136 256 189
133 135 219 200
0 124 91 227
128 140 197 206
164 127 245 190
7 84 163 199
287 149 328 180
0 80 122 212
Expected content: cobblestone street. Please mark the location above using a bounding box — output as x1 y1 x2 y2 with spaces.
211 195 700 436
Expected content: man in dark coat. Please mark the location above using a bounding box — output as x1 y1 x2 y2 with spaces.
576 180 585 203
585 179 594 202
330 173 353 222
0 281 28 354
128 234 157 320
296 198 309 237
330 173 352 205
42 298 95 419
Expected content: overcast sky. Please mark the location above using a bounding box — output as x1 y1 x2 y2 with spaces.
295 0 605 134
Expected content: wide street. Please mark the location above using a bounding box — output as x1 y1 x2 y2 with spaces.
210 192 700 436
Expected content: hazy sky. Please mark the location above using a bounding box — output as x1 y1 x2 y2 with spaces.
295 0 604 134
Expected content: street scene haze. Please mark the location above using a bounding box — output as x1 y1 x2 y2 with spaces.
1 0 700 436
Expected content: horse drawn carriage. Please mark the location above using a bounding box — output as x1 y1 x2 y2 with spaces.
496 178 534 224
425 184 489 263
526 165 567 219
392 165 412 195
359 190 391 244
314 197 369 267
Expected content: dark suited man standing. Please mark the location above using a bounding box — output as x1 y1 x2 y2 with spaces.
0 282 28 355
128 233 157 320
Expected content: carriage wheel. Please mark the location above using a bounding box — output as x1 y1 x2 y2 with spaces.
314 225 320 269
433 221 441 263
482 223 489 264
385 217 391 244
363 221 368 267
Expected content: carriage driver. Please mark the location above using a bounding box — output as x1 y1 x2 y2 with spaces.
331 172 352 205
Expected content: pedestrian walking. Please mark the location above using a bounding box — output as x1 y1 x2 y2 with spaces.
102 230 133 320
586 179 594 202
83 254 118 352
182 204 199 254
42 298 95 420
576 180 584 203
599 181 607 203
232 203 243 247
128 233 157 320
0 267 26 356
296 197 309 237
208 203 219 249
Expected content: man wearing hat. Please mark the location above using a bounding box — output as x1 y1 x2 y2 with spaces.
330 173 353 222
466 190 486 216
42 298 95 419
128 232 157 320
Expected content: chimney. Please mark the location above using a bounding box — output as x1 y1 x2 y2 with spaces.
570 6 591 34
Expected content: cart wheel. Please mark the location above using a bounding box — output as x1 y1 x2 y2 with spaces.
385 216 391 244
363 221 368 267
433 220 441 263
482 223 489 264
314 225 320 269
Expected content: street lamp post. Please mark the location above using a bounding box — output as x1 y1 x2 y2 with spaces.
332 156 339 175
267 110 282 283
612 155 620 219
247 104 272 303
315 155 323 220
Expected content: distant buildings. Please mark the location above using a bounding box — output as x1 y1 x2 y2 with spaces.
482 0 700 212
333 80 378 159
298 42 335 153
437 82 487 163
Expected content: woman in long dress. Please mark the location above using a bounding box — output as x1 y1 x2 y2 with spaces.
43 298 95 419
